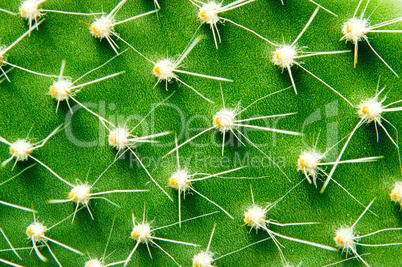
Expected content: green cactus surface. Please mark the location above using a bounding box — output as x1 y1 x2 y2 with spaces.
1 0 402 266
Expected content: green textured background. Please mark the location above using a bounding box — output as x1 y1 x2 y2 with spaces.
1 0 402 266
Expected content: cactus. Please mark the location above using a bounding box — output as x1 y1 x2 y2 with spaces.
1 0 402 266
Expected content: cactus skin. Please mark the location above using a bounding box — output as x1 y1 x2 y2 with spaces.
1 0 402 266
